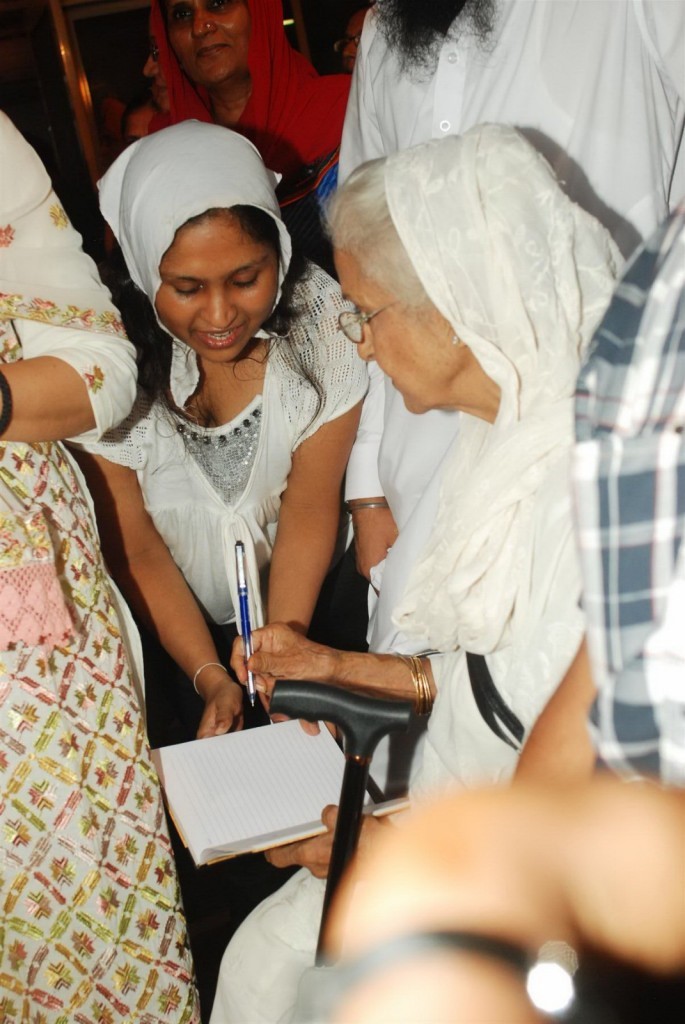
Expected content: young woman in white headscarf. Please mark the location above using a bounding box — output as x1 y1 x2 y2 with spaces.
76 121 367 742
208 124 621 1023
0 112 200 1021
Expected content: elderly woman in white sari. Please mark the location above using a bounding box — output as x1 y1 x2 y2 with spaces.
209 124 620 1023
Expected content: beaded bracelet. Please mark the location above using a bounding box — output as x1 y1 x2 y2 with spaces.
0 370 13 436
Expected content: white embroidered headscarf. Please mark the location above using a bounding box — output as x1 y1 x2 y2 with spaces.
98 120 292 407
391 125 620 652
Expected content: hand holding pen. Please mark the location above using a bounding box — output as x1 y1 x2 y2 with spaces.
235 540 257 708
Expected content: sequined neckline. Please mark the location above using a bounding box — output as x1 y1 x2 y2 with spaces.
174 395 264 505
175 393 263 446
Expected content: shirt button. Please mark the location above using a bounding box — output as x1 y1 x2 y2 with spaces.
440 119 451 132
447 51 458 63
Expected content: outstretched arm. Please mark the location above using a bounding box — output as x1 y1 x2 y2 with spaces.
515 638 597 784
75 450 243 738
230 621 435 708
267 403 361 632
1 355 97 441
1 318 136 442
324 779 685 1022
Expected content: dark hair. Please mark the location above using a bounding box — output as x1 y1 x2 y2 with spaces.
121 91 158 137
101 205 310 411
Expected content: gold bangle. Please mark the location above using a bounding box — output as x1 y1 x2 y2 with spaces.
399 655 433 716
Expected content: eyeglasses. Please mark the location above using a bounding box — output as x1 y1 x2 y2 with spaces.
333 33 362 52
338 304 395 343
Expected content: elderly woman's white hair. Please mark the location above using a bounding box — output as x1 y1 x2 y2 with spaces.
327 157 429 307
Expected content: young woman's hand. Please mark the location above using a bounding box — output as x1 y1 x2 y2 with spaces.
196 673 244 738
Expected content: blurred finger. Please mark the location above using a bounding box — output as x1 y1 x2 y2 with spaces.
299 719 321 736
269 712 291 725
265 842 298 869
229 636 247 682
321 805 339 831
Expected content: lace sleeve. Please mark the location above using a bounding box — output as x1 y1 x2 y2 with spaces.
73 390 155 472
277 264 369 449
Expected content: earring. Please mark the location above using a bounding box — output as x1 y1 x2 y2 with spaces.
451 334 460 346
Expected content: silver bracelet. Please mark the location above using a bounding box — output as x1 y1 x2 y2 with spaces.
344 500 390 512
192 661 228 695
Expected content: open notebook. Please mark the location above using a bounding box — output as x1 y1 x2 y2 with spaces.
151 719 408 866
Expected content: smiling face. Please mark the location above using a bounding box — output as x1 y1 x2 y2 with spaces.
155 209 279 369
165 0 251 91
334 248 500 421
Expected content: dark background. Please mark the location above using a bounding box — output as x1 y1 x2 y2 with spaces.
0 0 366 259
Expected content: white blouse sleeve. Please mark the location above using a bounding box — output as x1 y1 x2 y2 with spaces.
74 390 153 472
282 264 369 449
15 316 137 443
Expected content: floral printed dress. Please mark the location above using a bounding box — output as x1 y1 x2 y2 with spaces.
0 112 200 1023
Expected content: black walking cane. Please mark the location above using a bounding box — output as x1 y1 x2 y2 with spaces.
270 680 413 965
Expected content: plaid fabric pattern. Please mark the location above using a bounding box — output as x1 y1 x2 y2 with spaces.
574 203 685 783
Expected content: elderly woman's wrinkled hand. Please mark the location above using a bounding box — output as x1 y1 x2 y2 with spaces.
266 805 339 877
230 623 338 699
230 624 339 734
266 806 389 878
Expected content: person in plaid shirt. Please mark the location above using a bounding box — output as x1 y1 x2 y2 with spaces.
518 204 685 786
574 203 685 785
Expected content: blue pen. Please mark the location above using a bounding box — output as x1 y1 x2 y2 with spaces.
235 541 256 707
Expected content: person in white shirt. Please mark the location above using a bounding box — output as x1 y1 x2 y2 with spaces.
341 0 685 664
77 121 367 741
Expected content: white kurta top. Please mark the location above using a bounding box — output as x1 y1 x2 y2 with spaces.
413 457 584 795
340 0 685 254
85 266 368 626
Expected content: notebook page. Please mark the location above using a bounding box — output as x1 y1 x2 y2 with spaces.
151 720 347 864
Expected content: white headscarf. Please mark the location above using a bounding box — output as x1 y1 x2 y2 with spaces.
391 125 621 652
98 120 292 407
